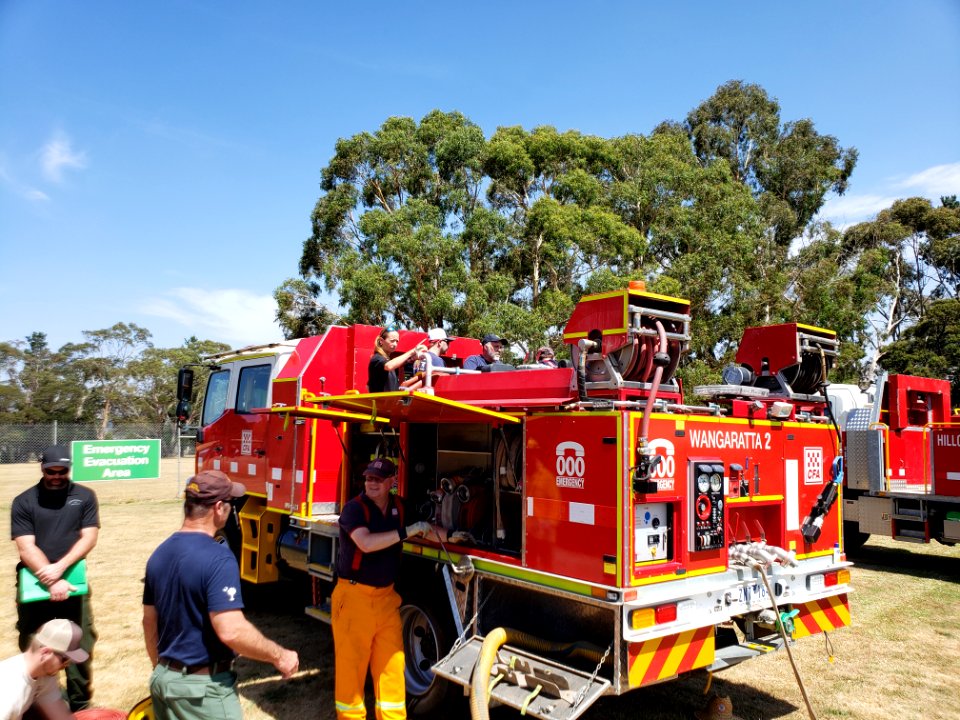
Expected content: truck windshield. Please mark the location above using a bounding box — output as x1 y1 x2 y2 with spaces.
203 369 230 425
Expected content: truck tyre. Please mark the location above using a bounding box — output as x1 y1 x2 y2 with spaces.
399 593 460 717
843 520 869 553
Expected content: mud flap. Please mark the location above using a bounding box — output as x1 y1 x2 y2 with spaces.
432 637 610 720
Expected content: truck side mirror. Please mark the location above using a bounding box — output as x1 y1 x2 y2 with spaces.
177 368 195 402
175 399 191 425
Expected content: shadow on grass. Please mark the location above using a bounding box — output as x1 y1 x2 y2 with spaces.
236 576 338 719
847 541 960 583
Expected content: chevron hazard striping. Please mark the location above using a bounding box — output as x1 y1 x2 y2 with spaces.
628 626 714 687
792 594 850 638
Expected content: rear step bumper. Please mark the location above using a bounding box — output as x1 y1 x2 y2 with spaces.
433 636 611 720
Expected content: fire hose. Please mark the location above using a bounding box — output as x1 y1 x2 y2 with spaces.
469 628 609 720
730 545 817 720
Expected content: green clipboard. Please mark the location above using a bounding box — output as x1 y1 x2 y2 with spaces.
18 560 89 604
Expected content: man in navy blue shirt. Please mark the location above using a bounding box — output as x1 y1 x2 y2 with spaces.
142 470 298 720
332 458 445 719
463 333 506 370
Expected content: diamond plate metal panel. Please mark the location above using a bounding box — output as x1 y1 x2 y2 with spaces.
845 408 885 492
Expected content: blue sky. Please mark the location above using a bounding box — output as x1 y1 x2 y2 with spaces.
1 1 958 351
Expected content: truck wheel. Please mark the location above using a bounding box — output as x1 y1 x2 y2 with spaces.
399 595 460 717
843 520 869 553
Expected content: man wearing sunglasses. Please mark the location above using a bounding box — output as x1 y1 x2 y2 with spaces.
331 458 446 720
10 445 99 712
0 618 88 720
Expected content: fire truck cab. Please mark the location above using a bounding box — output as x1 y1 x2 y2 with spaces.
178 287 852 719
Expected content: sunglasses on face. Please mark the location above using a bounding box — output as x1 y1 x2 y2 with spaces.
44 468 70 476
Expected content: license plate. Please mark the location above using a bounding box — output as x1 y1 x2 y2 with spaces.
738 583 768 604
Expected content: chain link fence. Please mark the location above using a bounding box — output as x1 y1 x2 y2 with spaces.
0 422 196 464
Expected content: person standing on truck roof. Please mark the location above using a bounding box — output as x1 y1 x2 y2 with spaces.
463 333 506 370
332 458 446 720
368 327 427 392
11 445 99 712
142 470 299 720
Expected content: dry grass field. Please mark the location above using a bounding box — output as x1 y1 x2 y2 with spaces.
2 459 959 720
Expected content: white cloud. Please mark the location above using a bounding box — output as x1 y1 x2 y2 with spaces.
818 160 960 228
0 163 50 202
39 132 87 182
819 193 898 227
896 162 960 196
141 287 282 347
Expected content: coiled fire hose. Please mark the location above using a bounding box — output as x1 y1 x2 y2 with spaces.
469 628 608 720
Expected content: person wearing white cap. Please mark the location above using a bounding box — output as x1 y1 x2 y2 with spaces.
424 328 456 368
11 445 99 712
0 618 88 720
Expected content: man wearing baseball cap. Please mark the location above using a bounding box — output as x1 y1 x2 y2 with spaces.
11 445 99 711
424 328 456 368
331 458 445 719
0 618 87 720
463 333 507 371
143 470 299 720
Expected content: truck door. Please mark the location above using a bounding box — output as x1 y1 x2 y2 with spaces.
231 362 272 494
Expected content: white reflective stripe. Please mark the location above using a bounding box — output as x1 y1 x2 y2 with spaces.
247 464 256 476
948 472 960 481
296 469 304 484
213 459 221 470
230 462 238 473
527 497 534 516
569 502 595 525
271 467 282 480
335 700 365 712
785 459 800 531
375 700 406 709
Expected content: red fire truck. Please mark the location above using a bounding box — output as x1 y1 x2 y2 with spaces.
176 284 852 719
827 373 960 549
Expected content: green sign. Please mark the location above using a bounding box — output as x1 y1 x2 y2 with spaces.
71 439 161 481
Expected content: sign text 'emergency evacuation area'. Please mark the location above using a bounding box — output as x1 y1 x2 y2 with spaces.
70 439 161 482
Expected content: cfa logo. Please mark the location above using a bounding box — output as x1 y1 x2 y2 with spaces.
555 441 585 489
222 586 238 602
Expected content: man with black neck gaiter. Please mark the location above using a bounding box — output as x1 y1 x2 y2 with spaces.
11 445 100 712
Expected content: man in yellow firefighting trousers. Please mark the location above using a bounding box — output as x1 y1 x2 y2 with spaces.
332 458 445 720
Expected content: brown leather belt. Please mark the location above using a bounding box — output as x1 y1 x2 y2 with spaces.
161 658 234 675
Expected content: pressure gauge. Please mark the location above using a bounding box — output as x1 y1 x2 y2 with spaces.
697 473 710 493
710 472 723 492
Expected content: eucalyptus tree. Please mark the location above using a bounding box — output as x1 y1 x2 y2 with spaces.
129 337 232 425
836 196 960 382
64 322 153 437
300 111 486 333
684 80 857 247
